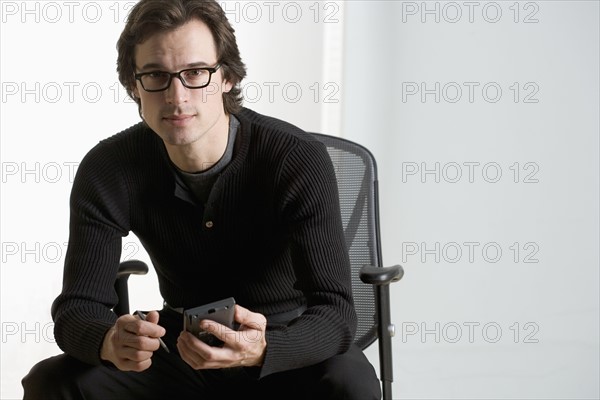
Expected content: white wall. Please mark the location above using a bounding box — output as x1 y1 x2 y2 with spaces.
1 1 598 399
342 1 599 399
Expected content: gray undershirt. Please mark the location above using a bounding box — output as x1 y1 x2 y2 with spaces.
175 115 239 204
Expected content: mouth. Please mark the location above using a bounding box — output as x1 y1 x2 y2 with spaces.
163 114 195 126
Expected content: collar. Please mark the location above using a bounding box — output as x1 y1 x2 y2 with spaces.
158 110 251 205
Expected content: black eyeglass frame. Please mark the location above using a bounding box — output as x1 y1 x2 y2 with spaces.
134 64 222 92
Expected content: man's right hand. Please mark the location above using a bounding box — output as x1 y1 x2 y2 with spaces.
100 310 166 371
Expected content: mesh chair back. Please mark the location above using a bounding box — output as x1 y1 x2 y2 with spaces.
312 133 382 350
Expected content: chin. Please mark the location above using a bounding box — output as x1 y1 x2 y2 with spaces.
154 129 191 146
166 135 198 147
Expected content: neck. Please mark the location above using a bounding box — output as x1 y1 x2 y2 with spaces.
165 114 230 173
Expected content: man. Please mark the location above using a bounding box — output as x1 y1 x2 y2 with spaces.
22 0 381 398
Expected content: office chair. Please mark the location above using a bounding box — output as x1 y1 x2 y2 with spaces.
114 133 404 400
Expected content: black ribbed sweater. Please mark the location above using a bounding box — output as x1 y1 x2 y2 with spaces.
51 108 357 378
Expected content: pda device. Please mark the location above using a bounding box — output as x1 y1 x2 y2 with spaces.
183 297 236 347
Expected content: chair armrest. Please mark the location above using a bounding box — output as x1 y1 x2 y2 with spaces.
113 260 149 316
116 260 149 279
359 264 404 286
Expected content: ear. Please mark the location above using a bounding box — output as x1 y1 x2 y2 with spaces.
132 85 140 99
221 79 233 94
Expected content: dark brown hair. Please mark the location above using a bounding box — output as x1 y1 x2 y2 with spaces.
116 0 246 114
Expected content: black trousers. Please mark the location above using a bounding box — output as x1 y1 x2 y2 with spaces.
22 309 381 400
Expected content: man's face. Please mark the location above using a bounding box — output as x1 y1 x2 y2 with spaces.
133 19 232 147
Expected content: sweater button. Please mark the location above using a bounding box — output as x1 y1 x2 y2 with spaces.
205 221 214 228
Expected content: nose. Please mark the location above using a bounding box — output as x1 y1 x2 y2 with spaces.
164 76 189 105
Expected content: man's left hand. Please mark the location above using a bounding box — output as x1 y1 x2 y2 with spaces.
177 304 267 369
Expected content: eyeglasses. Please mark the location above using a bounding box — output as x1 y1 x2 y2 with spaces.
134 64 221 92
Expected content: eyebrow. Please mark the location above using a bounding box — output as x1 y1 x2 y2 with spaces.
138 61 213 71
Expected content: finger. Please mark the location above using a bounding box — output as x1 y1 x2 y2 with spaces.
178 331 212 355
177 331 254 369
176 333 196 360
177 337 241 370
115 330 162 352
234 304 252 324
177 332 214 369
145 310 160 324
179 331 235 361
234 305 266 329
140 320 166 338
122 318 166 339
199 320 237 345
